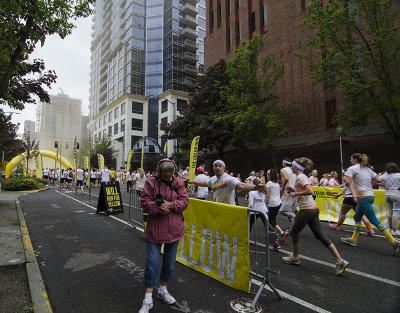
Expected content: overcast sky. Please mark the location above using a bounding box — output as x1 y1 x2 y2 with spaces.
1 17 92 136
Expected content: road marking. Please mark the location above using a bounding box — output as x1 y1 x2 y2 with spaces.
250 240 400 287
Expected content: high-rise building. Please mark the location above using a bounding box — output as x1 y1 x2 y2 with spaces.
89 0 206 168
23 120 36 142
36 93 88 168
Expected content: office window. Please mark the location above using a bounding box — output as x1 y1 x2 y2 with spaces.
262 4 268 27
237 22 242 41
121 119 125 132
114 123 118 134
132 101 143 114
161 100 168 113
250 11 255 32
161 117 168 126
236 0 241 8
177 99 187 112
114 107 119 119
217 1 222 26
98 132 101 140
103 116 107 125
132 118 143 131
108 126 112 136
131 135 141 149
108 111 112 123
103 129 107 137
121 102 126 115
227 0 232 14
94 121 97 130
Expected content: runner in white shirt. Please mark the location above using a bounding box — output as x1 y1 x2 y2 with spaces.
188 160 266 206
43 168 49 180
379 162 400 236
194 167 209 200
341 153 399 255
76 166 85 194
100 167 111 184
90 169 97 187
133 169 147 195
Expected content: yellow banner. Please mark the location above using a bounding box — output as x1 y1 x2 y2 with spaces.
313 186 389 226
188 136 200 188
97 154 104 170
177 199 250 292
83 156 89 169
164 141 168 155
141 144 144 169
126 149 134 173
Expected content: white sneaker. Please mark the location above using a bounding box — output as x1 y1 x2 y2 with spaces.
139 299 153 313
393 229 400 236
157 288 176 304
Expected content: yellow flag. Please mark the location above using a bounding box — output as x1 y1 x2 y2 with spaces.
97 154 104 169
126 149 134 174
188 136 200 188
163 141 168 155
83 156 89 169
141 144 145 169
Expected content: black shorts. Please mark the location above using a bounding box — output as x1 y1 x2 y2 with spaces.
44 175 48 179
90 178 96 183
343 197 357 207
61 178 65 183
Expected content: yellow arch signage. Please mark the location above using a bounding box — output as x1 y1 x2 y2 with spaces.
5 150 73 178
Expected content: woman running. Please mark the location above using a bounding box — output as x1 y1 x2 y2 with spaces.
380 162 400 236
283 157 349 275
341 153 399 255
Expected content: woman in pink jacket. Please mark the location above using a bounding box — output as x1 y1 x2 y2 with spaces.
138 159 189 313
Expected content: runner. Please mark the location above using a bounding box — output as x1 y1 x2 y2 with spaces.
266 169 285 250
67 168 73 189
380 162 400 236
96 168 101 186
110 168 116 183
329 181 375 235
283 157 349 275
127 170 133 192
100 167 111 184
60 169 65 187
248 178 269 231
90 168 97 188
308 169 319 186
328 171 341 187
341 153 399 255
76 165 85 195
188 160 266 205
194 166 209 200
134 169 147 196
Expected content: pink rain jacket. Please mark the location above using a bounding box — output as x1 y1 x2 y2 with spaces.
141 176 189 243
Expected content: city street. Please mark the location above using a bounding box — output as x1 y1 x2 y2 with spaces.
19 186 400 313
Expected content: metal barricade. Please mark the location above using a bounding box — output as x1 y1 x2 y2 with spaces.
124 188 145 230
248 209 284 308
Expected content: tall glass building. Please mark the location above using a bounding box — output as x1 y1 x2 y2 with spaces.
89 0 206 168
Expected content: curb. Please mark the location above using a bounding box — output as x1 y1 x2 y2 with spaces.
16 200 53 313
1 186 49 194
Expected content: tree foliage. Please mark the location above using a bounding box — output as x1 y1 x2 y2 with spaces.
0 0 94 109
304 0 400 151
22 131 40 176
0 110 24 161
89 136 117 169
218 34 287 148
161 59 235 159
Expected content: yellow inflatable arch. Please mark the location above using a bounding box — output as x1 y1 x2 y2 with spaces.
5 150 73 178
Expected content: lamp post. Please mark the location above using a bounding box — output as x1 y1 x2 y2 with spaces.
337 126 344 182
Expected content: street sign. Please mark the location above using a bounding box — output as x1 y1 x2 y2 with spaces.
96 182 124 215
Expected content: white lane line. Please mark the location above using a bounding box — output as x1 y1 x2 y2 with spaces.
250 240 400 287
54 189 329 313
251 279 331 313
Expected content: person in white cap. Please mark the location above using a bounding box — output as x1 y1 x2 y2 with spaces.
188 160 266 205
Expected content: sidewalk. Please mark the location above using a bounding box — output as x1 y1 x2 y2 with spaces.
0 191 52 313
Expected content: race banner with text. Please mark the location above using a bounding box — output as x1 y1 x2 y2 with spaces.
313 187 388 226
177 199 250 292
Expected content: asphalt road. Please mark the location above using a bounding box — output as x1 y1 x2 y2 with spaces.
19 186 400 313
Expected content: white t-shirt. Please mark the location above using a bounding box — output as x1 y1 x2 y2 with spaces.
309 176 319 186
127 172 133 181
380 172 400 196
266 181 281 207
195 174 209 198
282 167 296 190
207 173 239 205
76 169 84 181
43 169 49 176
101 169 110 183
90 170 96 178
328 178 339 187
345 164 377 197
294 174 317 210
134 174 146 190
248 190 268 213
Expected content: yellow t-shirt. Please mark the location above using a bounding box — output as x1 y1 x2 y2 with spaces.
111 170 115 178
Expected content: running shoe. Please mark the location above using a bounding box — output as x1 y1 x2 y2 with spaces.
361 230 375 236
157 288 176 304
335 259 349 275
341 237 358 247
280 231 290 244
393 241 400 256
329 223 341 231
139 299 153 313
282 255 301 265
272 240 281 251
392 230 400 237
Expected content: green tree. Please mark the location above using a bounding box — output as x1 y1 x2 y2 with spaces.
90 136 117 169
0 0 94 110
0 110 24 161
161 59 235 159
218 34 288 167
21 131 40 176
304 0 400 151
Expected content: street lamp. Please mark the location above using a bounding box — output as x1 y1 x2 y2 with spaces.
337 126 344 182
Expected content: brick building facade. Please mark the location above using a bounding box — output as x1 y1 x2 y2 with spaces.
202 0 398 175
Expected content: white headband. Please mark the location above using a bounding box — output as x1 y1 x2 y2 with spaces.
292 161 305 171
283 160 292 165
213 160 226 168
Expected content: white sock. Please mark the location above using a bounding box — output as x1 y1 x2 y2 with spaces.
144 292 152 302
158 285 167 293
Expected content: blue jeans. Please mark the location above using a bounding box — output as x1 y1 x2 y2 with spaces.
353 196 386 231
143 240 179 288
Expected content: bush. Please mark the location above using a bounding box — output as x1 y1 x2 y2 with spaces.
1 176 44 191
